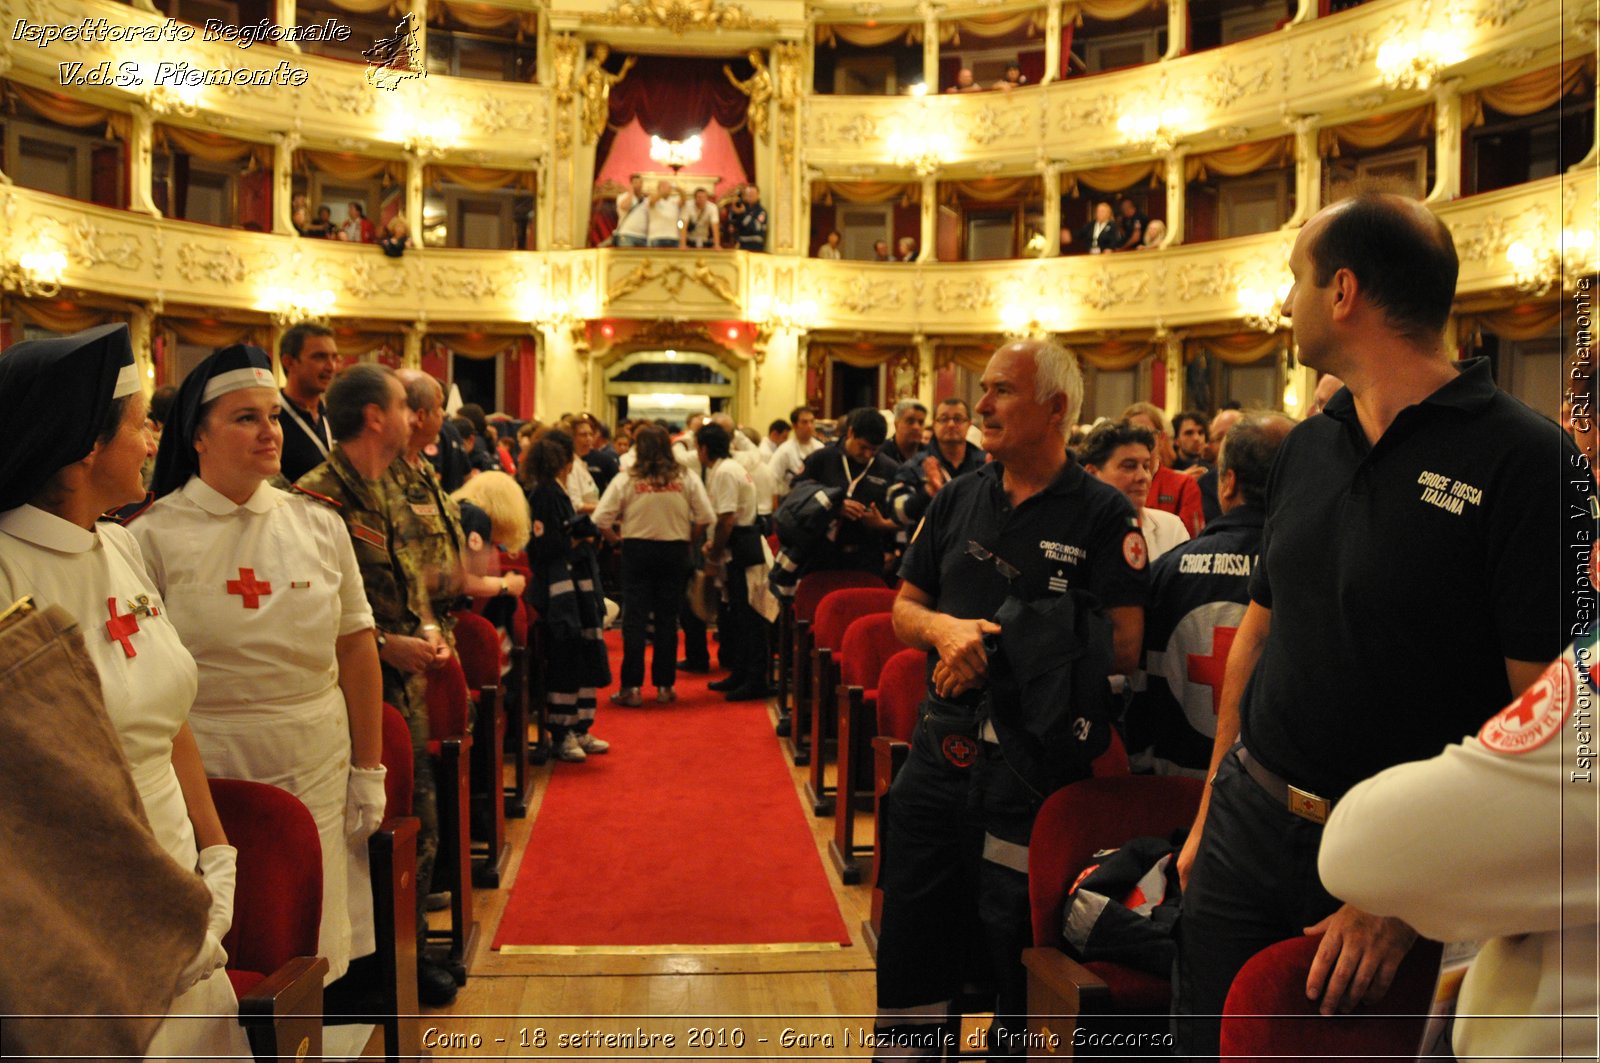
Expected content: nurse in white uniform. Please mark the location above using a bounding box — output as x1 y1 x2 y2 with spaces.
0 324 248 1059
131 344 386 983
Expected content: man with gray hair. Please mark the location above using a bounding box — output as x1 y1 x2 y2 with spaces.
879 399 928 465
873 338 1149 1058
1125 411 1293 778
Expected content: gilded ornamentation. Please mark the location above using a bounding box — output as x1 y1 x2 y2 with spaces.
1175 262 1239 302
725 50 773 143
551 33 581 106
1346 92 1389 111
177 242 248 285
1450 205 1550 264
346 257 411 300
966 104 1029 147
579 45 637 145
476 95 544 138
428 266 504 301
606 258 740 306
775 41 804 171
933 279 996 313
308 78 379 118
828 275 904 316
1204 61 1272 109
813 113 881 147
1475 0 1528 26
1215 125 1253 141
1304 31 1376 81
581 0 778 35
1497 46 1536 67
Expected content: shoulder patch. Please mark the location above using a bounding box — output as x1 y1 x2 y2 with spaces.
1479 657 1573 756
293 484 342 509
1122 529 1148 572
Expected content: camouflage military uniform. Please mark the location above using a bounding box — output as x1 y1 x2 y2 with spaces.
296 446 440 953
383 455 467 644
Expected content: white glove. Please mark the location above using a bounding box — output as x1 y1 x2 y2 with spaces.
346 764 388 841
176 845 238 994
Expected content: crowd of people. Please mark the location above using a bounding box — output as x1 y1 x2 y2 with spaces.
609 175 767 252
1066 195 1164 253
945 62 1029 93
0 190 1592 1062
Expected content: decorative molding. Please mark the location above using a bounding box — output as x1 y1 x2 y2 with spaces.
581 0 779 34
427 266 504 301
1475 0 1529 26
1204 60 1274 109
607 257 740 305
1076 267 1151 312
176 243 249 286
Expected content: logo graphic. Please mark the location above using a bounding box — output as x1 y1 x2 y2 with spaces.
941 734 977 768
1479 657 1573 755
364 13 424 90
1122 530 1147 571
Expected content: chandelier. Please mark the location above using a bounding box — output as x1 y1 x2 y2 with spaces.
1 250 68 299
649 134 703 175
1375 33 1467 91
1507 229 1598 297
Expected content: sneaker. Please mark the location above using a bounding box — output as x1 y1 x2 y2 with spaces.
610 687 642 707
576 732 610 754
655 687 677 704
424 890 451 912
557 732 587 762
417 958 459 1008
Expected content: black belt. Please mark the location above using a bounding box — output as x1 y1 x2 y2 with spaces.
1236 747 1333 825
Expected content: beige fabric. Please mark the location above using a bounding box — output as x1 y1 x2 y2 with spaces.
812 180 921 206
1463 57 1596 125
297 149 407 186
427 164 537 193
9 300 117 334
1188 332 1286 365
1184 138 1292 182
938 11 1045 44
1063 160 1165 196
816 23 924 47
1458 302 1562 343
1062 0 1162 27
1072 339 1154 371
154 125 273 169
1318 106 1433 158
6 82 131 140
0 602 209 1059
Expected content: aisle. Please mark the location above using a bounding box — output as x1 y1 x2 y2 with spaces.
492 630 853 953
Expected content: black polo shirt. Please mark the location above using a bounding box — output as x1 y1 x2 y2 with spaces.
1241 357 1592 800
278 391 332 484
888 441 987 528
901 456 1150 690
1127 505 1264 776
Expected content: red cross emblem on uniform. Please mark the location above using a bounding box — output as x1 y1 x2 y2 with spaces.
226 568 273 608
1187 625 1239 716
105 597 140 658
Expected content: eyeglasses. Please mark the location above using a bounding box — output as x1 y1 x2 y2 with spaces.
966 540 1020 582
935 415 970 425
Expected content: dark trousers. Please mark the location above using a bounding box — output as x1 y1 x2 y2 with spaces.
1175 748 1340 1059
718 527 768 684
620 539 690 689
874 703 984 1057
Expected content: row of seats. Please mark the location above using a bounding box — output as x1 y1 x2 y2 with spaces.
773 572 1446 1058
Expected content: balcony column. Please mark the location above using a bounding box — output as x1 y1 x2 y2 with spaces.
1162 149 1186 246
800 169 815 256
128 106 161 218
1291 0 1318 24
916 333 936 407
920 2 940 93
1043 1 1063 84
1284 116 1321 228
1162 333 1185 419
919 174 938 262
410 0 428 68
1041 163 1061 257
1427 79 1463 204
1164 0 1187 60
403 323 424 370
272 132 298 235
128 304 156 395
276 0 299 52
406 154 424 243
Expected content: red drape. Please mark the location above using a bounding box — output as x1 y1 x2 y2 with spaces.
596 54 756 189
1019 47 1046 85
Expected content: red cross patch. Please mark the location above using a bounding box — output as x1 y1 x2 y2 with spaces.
104 597 140 659
1479 657 1573 755
1122 530 1148 571
226 568 273 608
942 734 977 769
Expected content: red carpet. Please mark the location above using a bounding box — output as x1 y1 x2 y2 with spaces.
492 631 852 950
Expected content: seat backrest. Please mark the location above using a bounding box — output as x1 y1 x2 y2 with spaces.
381 702 414 817
875 648 926 741
1028 775 1204 946
840 612 907 689
451 610 502 689
1090 728 1131 777
209 779 322 977
794 569 884 624
426 655 472 741
1222 935 1444 1060
812 587 899 653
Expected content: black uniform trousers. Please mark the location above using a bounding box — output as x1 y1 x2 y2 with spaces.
1175 747 1340 1059
619 539 691 690
716 525 768 685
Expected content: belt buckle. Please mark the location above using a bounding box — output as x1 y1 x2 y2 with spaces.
1286 785 1330 824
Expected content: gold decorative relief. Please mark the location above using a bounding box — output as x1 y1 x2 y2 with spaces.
177 243 249 286
551 33 581 107
1304 31 1378 81
932 279 997 314
35 218 144 274
1475 0 1529 26
428 266 504 301
346 258 411 300
607 257 740 306
1175 262 1240 302
1204 60 1273 110
581 0 778 35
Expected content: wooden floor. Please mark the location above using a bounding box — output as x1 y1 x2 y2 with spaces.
410 699 888 1060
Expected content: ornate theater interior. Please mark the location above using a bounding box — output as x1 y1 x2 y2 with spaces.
1 0 1594 1055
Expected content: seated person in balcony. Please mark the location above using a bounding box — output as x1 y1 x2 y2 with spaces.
872 239 892 261
817 230 843 259
340 202 376 244
1140 217 1168 249
730 184 768 252
379 215 411 258
993 62 1027 91
1116 196 1149 250
946 67 984 93
681 187 720 249
614 173 649 248
646 180 683 249
897 236 918 262
1067 200 1121 254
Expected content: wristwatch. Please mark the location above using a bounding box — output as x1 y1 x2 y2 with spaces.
375 630 388 651
499 576 510 596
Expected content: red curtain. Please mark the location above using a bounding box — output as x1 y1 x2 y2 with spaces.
596 54 756 188
1019 47 1046 85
